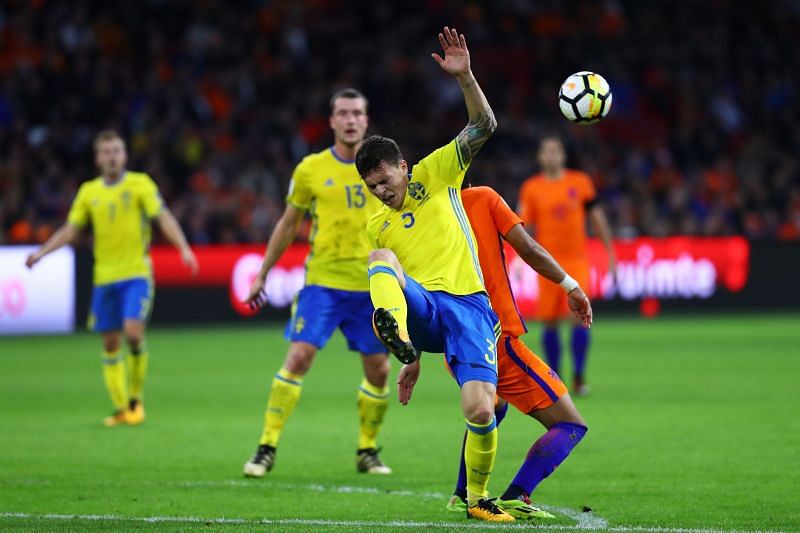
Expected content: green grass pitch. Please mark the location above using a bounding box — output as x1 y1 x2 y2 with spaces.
1 314 799 532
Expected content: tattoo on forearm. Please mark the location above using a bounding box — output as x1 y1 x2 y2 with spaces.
456 109 497 164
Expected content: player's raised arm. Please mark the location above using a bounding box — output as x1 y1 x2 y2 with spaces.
432 26 497 165
505 224 593 328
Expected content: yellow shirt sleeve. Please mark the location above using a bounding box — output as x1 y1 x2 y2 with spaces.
67 185 90 227
139 174 163 218
285 160 312 210
415 139 469 188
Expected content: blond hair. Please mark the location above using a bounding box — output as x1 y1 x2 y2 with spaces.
94 129 125 151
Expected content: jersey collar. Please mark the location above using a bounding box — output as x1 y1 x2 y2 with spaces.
102 170 127 187
329 146 355 164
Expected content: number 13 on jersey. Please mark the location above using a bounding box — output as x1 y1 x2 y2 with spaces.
345 185 366 208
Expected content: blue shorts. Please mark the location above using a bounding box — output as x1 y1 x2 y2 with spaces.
403 276 500 387
90 277 153 332
286 285 385 355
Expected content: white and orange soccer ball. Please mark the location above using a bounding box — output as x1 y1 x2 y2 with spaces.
558 71 612 124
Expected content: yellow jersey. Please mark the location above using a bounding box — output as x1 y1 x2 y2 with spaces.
286 147 382 291
366 140 485 295
67 171 163 286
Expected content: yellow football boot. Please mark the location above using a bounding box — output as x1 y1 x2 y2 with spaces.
127 399 145 426
467 499 515 522
103 409 131 427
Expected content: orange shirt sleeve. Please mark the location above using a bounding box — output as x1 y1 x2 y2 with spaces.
517 179 537 225
488 188 523 237
582 173 597 205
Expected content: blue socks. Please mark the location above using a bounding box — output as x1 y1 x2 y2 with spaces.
571 326 590 378
542 327 561 375
501 422 588 500
544 326 591 379
454 401 509 499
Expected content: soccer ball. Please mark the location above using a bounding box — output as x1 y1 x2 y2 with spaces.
558 71 612 124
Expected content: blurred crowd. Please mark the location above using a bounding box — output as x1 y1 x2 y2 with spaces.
2 0 799 244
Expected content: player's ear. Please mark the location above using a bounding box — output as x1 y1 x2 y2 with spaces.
399 160 408 172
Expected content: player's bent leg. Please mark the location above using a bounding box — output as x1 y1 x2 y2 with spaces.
356 353 392 474
368 250 417 364
530 392 586 428
100 331 131 427
244 342 316 478
123 319 147 425
498 394 587 510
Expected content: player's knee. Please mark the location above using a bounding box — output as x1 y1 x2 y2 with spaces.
103 337 121 352
285 343 316 375
364 355 390 388
465 405 495 426
369 248 398 267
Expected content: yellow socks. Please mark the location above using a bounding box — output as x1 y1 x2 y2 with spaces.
127 348 149 403
259 368 303 447
357 378 389 450
102 350 128 411
464 417 498 504
368 261 408 334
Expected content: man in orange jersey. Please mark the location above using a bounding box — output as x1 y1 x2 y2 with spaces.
517 136 615 395
397 184 592 520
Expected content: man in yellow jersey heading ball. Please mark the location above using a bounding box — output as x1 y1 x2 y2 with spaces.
243 89 391 477
26 130 198 427
356 27 512 522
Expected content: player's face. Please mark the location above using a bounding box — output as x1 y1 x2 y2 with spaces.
538 139 566 174
363 160 409 210
330 97 368 147
95 139 127 178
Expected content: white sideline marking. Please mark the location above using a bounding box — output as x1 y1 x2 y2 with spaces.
177 479 446 499
0 512 785 532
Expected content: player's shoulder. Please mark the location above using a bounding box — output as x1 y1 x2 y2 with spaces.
522 173 546 187
75 176 105 197
412 139 459 170
565 168 592 183
123 171 157 188
519 175 545 199
462 185 500 205
297 147 339 169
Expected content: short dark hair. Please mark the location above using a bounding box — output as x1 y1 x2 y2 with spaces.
539 132 564 148
329 88 368 113
355 135 403 178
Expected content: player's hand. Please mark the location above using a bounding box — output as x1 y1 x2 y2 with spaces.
568 287 593 329
245 276 268 311
181 248 199 276
25 252 41 269
431 26 471 79
397 360 421 406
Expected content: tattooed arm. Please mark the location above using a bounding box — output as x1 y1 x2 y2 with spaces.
431 26 497 165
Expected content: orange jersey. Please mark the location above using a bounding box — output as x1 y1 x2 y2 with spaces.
517 169 597 259
462 186 527 337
